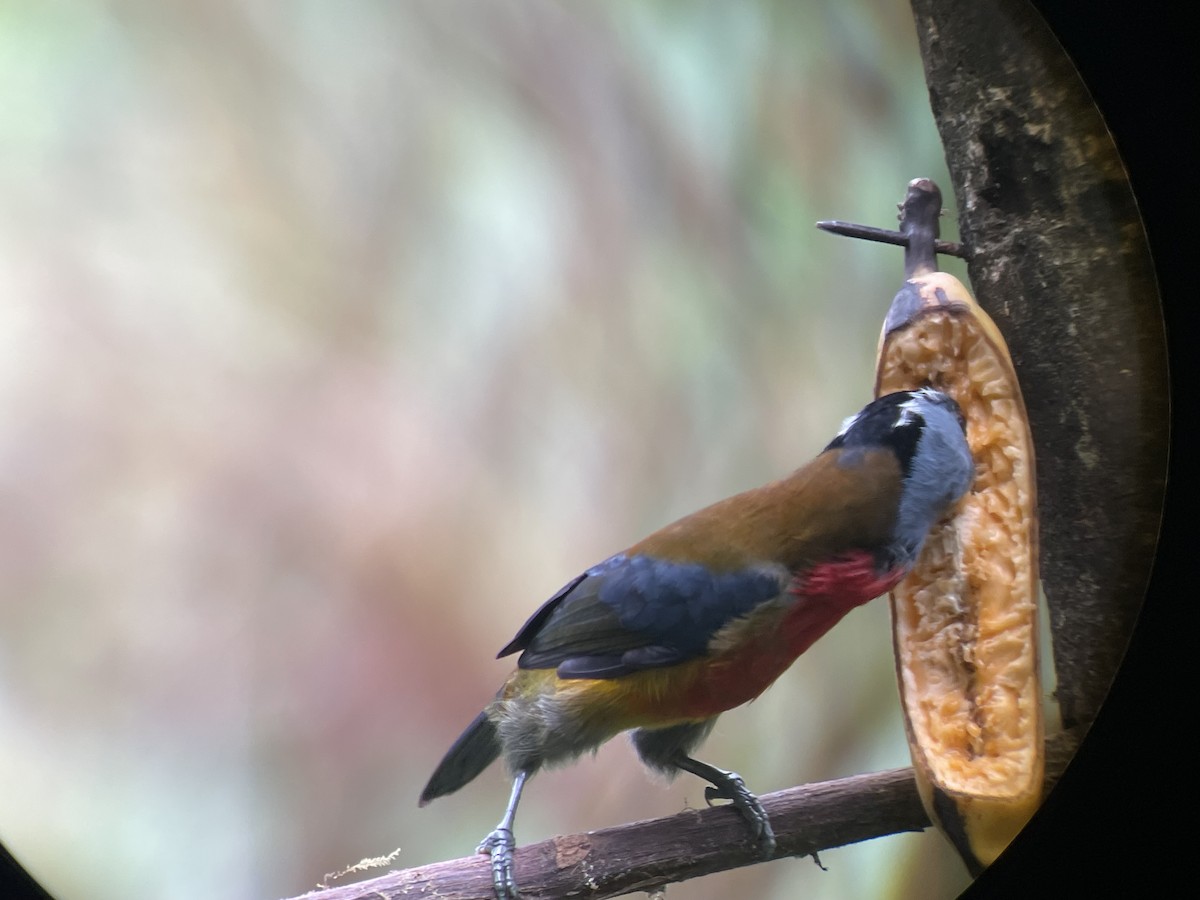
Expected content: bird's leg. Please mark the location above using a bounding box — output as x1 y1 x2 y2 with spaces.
672 754 776 858
476 770 528 900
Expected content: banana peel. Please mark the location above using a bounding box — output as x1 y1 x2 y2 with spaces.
874 179 1043 874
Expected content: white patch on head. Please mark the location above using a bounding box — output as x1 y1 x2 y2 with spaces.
896 394 922 427
897 387 950 428
916 386 947 407
835 411 861 438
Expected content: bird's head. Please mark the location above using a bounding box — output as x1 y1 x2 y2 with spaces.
826 388 975 566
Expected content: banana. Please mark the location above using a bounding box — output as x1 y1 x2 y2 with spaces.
874 179 1043 874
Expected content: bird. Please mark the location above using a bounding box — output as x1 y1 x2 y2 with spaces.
419 388 975 899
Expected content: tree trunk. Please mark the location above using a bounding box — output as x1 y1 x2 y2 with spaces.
909 0 1169 741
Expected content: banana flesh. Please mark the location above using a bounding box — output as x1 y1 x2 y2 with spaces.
874 184 1043 873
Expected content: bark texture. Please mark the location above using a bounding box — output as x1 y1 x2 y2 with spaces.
909 0 1169 738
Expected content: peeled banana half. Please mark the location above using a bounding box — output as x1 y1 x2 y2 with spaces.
874 180 1043 874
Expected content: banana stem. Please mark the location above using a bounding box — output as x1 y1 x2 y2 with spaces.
815 179 969 265
898 178 943 278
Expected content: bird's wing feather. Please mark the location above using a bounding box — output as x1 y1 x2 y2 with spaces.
501 554 785 678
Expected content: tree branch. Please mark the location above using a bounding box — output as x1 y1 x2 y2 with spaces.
288 768 929 900
294 699 1075 900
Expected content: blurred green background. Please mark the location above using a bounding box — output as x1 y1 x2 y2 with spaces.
0 2 975 898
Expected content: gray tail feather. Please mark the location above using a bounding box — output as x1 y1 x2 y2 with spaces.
419 711 501 806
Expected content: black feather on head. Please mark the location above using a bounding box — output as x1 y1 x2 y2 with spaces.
825 389 965 477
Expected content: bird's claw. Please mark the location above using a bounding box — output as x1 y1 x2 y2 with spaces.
703 772 776 858
477 827 521 900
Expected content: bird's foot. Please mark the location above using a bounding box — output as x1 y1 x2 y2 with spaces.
477 827 521 900
703 770 777 858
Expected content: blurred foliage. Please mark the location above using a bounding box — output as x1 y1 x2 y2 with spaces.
0 2 973 898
